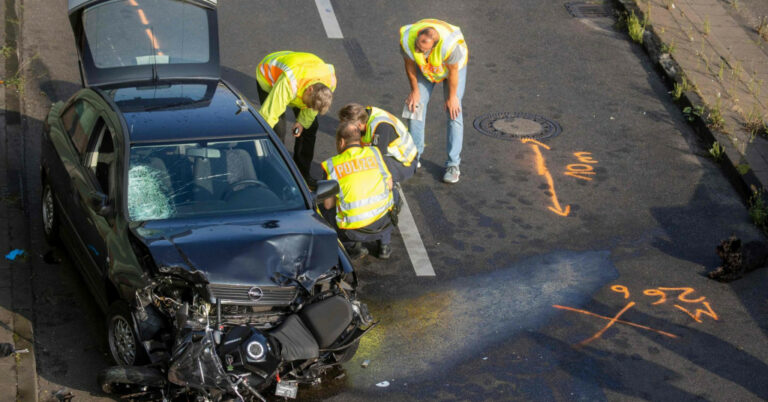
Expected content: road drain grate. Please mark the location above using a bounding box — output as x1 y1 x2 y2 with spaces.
564 2 611 18
473 112 562 141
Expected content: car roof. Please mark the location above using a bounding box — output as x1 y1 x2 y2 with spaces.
106 80 267 143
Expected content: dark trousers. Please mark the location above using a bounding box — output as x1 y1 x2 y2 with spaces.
322 204 395 247
257 86 319 180
383 155 417 184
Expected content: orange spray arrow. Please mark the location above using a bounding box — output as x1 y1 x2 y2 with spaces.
521 138 570 217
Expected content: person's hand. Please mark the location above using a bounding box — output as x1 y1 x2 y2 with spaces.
292 122 304 137
445 95 461 120
406 90 420 113
386 177 393 191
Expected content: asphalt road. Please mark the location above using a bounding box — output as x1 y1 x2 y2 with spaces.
9 0 768 400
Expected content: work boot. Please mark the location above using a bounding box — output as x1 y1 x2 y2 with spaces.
346 242 369 260
443 165 460 184
378 242 392 260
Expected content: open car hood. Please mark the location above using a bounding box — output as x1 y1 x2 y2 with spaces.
68 0 220 87
132 211 340 290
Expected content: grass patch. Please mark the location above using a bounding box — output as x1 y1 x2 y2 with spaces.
683 104 704 121
661 41 676 54
708 99 725 131
703 16 710 36
671 76 691 100
709 141 725 162
741 105 767 139
758 16 768 42
0 45 13 58
749 189 768 230
627 11 645 44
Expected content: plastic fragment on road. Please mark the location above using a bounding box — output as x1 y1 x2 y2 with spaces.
361 359 370 368
128 165 175 221
482 356 488 360
376 381 390 387
5 249 24 261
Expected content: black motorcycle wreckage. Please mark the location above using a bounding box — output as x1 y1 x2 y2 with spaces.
98 265 375 401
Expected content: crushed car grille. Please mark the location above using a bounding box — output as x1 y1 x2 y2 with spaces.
209 284 297 306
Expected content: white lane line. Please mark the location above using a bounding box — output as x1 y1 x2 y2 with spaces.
314 0 344 39
397 187 436 276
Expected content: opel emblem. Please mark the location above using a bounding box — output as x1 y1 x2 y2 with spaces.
247 286 263 301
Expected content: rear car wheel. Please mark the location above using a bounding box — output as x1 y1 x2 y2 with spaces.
107 301 144 366
41 182 59 244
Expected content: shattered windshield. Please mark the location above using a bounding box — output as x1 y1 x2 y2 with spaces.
83 0 210 68
128 138 305 221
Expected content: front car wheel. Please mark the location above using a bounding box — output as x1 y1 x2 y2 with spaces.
41 182 59 244
107 302 142 366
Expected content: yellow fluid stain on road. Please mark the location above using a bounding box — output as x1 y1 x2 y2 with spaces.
521 138 570 217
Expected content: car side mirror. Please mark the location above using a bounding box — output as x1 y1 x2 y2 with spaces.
88 190 112 217
313 180 339 202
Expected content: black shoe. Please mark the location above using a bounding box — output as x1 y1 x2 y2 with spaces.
346 242 369 260
378 243 392 260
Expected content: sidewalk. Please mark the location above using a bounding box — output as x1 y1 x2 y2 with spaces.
1 0 38 399
614 0 768 202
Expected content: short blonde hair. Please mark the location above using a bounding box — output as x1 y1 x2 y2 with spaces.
308 83 333 115
338 103 368 125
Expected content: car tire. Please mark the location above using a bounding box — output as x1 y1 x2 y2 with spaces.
107 301 146 366
333 340 360 364
41 182 59 245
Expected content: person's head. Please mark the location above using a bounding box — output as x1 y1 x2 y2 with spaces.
415 27 439 54
336 121 362 153
302 83 333 115
338 103 368 131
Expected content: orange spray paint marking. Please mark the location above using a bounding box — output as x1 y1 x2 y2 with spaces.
565 152 598 181
520 138 570 216
137 9 149 25
674 302 719 323
611 285 630 299
553 305 678 339
656 287 706 304
128 0 138 6
643 289 668 305
577 301 636 346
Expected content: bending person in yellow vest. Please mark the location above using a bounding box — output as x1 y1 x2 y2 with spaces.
322 122 396 260
256 51 337 186
338 103 418 184
400 19 468 184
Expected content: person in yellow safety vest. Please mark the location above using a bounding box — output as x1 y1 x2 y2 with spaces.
322 122 396 260
256 51 337 187
338 103 418 184
400 19 468 184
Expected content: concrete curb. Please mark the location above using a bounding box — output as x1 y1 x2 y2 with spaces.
611 0 763 204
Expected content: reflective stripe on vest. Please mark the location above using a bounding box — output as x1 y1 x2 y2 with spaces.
257 51 336 97
365 107 418 165
321 147 393 229
399 19 467 83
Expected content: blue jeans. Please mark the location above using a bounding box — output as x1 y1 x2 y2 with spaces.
408 66 467 167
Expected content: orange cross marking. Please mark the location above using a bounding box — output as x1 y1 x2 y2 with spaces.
553 304 678 344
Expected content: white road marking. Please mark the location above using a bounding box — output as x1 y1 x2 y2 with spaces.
314 0 343 39
397 187 436 276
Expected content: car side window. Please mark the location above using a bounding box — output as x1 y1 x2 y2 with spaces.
84 119 115 195
63 99 99 156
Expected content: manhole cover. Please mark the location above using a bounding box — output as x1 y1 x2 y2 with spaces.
564 2 611 18
473 112 562 141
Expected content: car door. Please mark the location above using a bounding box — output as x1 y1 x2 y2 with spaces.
76 115 121 308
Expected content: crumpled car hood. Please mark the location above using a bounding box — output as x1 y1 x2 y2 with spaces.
131 210 339 290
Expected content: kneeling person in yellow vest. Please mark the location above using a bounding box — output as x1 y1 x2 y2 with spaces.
338 103 418 184
256 51 336 186
322 122 396 260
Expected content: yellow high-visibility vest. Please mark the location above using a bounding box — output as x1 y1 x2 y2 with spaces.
322 146 393 230
256 51 337 128
399 19 468 83
362 107 418 166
